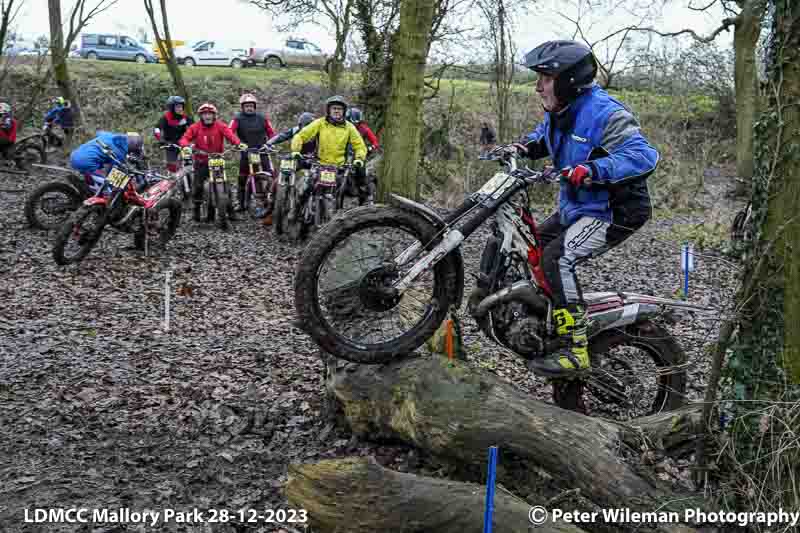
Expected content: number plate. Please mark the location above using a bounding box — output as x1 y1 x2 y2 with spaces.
209 158 226 168
478 172 516 199
106 167 130 189
319 169 336 184
281 159 295 171
248 153 261 164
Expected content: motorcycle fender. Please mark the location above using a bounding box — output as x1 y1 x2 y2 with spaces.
84 197 108 207
388 193 446 229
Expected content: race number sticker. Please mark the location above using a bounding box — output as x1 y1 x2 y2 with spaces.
106 168 130 189
319 169 336 184
478 172 515 200
281 159 295 171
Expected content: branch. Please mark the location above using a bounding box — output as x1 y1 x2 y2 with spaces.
688 0 719 11
65 0 119 52
599 17 739 45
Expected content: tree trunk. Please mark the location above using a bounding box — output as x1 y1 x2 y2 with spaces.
378 0 436 202
723 0 800 510
286 456 587 533
145 0 192 114
325 355 706 528
733 0 767 191
48 0 82 128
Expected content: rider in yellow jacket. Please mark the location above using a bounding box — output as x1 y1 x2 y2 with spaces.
291 95 367 167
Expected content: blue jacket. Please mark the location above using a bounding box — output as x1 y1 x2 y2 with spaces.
522 84 659 227
44 104 74 128
70 131 129 175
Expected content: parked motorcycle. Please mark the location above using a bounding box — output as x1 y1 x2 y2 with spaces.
241 144 276 218
25 164 93 230
278 155 337 242
52 140 181 265
273 153 300 239
293 144 710 418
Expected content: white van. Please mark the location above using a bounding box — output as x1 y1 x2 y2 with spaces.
174 40 252 68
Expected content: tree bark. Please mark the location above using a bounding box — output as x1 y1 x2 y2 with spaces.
325 355 706 525
733 0 767 190
378 0 436 202
286 456 587 533
144 0 192 114
48 0 82 127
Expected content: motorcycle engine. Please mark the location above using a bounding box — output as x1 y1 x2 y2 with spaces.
484 255 546 358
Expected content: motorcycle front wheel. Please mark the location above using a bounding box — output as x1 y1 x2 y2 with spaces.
294 206 463 364
52 204 106 265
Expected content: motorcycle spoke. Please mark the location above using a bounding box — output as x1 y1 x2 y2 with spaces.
316 226 437 346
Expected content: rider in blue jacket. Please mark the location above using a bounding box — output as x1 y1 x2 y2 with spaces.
70 131 144 194
515 40 659 379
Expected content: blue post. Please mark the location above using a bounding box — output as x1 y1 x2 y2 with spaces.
483 446 498 533
681 242 692 298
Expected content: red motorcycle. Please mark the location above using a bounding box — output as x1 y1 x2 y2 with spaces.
52 140 182 265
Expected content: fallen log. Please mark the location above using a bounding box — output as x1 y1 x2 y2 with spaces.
285 456 587 533
326 355 705 523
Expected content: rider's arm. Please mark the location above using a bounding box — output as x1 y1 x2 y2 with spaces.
349 124 368 162
291 120 321 153
154 115 167 141
264 117 276 140
221 122 242 146
268 128 293 146
360 124 380 150
585 109 659 184
44 106 59 125
520 122 549 160
178 124 196 147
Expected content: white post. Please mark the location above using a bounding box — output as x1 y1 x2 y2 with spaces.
164 270 171 332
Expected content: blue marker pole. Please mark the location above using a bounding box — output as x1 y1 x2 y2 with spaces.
483 446 499 533
681 242 694 298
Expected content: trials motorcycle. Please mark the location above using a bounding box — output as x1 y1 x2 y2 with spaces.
293 144 710 418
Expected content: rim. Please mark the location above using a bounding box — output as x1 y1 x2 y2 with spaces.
582 339 673 420
62 208 103 261
35 189 78 227
314 224 439 349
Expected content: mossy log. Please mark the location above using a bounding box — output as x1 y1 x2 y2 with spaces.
285 456 587 533
326 356 705 522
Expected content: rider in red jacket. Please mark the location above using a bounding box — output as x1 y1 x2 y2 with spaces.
179 102 244 222
345 107 379 151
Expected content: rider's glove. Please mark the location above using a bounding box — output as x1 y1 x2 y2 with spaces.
354 160 364 168
292 151 302 160
181 146 193 157
238 143 248 151
561 164 593 188
511 143 529 157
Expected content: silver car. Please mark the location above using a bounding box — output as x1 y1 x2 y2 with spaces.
247 38 329 70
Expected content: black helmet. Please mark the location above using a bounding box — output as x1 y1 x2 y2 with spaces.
325 95 348 124
166 95 185 113
345 107 363 123
524 40 597 104
297 112 314 129
126 132 144 155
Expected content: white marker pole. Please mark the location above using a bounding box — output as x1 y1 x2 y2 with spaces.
164 270 171 332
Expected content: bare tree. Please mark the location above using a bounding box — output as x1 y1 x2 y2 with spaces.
475 0 527 142
48 0 119 129
0 0 24 56
143 0 191 114
248 0 355 93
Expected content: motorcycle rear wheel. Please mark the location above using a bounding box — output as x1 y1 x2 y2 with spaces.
294 206 462 364
552 320 686 420
25 181 83 230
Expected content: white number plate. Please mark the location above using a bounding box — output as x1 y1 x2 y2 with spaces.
478 172 516 199
319 170 336 184
248 153 261 164
106 168 130 189
281 159 295 170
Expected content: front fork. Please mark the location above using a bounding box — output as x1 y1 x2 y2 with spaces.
392 229 465 292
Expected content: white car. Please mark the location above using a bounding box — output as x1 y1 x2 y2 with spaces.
175 40 251 68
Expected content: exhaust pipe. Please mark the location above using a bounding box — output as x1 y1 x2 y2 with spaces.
471 280 548 318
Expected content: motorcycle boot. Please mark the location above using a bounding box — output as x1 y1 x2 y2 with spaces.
528 303 590 379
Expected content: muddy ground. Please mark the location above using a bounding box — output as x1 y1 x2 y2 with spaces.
0 165 744 532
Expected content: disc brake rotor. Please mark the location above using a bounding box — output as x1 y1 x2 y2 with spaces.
358 265 402 312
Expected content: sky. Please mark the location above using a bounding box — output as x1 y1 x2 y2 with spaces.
13 0 733 56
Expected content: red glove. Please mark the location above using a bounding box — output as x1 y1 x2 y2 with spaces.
561 164 592 188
